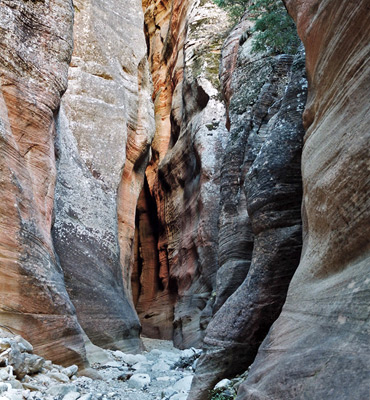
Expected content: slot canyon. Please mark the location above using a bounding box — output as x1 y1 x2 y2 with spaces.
0 0 369 399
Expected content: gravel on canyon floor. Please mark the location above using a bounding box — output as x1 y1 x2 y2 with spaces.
0 330 202 400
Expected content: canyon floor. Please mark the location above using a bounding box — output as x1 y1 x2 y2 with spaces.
0 336 201 400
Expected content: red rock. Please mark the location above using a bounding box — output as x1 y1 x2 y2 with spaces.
0 1 86 366
133 0 232 346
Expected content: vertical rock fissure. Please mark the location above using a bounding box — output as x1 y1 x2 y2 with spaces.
133 0 233 347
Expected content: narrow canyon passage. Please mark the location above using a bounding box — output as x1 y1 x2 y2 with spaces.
0 0 368 399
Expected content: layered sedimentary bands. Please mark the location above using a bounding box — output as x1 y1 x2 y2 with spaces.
0 0 86 367
189 24 308 400
133 0 233 347
52 0 154 353
235 1 370 398
0 0 369 398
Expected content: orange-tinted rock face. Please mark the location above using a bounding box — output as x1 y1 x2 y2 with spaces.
0 1 86 366
235 1 370 399
132 0 232 345
131 0 193 341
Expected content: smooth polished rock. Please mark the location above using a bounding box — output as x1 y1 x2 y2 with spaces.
236 1 370 398
128 373 151 389
53 0 154 352
0 0 86 368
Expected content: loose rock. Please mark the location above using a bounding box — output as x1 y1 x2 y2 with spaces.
128 374 151 389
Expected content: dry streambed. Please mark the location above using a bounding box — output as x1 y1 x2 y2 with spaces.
0 332 201 400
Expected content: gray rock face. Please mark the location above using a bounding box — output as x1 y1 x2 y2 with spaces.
235 0 370 398
53 0 155 352
188 29 307 399
169 0 232 348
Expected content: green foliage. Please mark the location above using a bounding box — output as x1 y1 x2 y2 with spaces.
209 391 236 400
213 0 246 18
213 0 300 55
209 386 237 400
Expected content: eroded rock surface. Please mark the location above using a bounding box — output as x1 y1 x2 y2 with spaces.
0 0 86 366
133 0 233 347
131 0 194 341
236 1 370 398
53 0 155 352
188 24 307 400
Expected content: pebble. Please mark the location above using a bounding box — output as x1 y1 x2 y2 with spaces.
62 391 81 400
0 370 8 381
214 378 231 390
132 361 153 371
169 394 188 400
79 395 93 400
120 354 147 366
14 336 33 353
8 380 22 390
46 384 78 397
173 376 193 392
151 360 170 372
62 365 79 378
34 373 52 385
112 350 126 359
43 360 53 370
22 383 43 392
128 373 151 389
2 389 23 400
0 383 10 393
49 372 70 383
0 333 201 400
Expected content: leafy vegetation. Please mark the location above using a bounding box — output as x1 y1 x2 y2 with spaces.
209 390 236 400
213 0 300 55
209 383 237 400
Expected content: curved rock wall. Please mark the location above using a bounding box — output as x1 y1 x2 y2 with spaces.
169 0 232 348
133 0 233 346
0 0 86 366
188 20 308 396
131 0 193 340
236 1 370 398
53 0 154 352
1 4 368 397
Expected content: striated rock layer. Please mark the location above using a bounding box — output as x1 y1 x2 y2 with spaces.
133 0 233 346
167 0 232 348
0 1 86 366
188 16 308 400
237 0 370 398
53 0 155 352
132 0 194 341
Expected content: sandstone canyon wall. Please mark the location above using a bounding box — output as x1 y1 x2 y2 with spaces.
0 0 86 367
0 2 368 398
235 1 370 398
131 0 234 347
189 16 308 399
0 0 155 365
53 0 154 353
